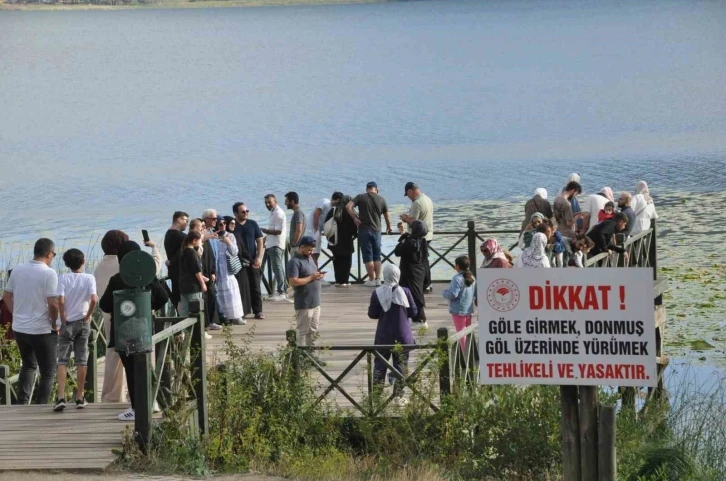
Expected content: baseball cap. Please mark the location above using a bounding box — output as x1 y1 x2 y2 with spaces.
404 181 418 196
299 236 317 247
366 181 378 189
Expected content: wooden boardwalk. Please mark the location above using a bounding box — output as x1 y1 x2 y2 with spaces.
0 284 461 471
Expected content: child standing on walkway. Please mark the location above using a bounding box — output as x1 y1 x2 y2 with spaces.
442 255 476 352
54 248 98 411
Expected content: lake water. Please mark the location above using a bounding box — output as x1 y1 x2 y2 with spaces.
1 0 725 364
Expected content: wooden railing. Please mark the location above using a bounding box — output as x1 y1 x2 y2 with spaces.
133 299 208 450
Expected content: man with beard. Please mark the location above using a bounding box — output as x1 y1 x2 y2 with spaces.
233 202 265 320
286 236 325 348
261 194 288 301
163 211 189 313
587 212 630 258
554 181 582 239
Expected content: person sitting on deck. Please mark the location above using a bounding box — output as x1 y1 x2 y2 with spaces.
520 188 552 232
367 264 417 407
394 220 428 328
586 212 630 259
99 241 169 422
480 239 512 269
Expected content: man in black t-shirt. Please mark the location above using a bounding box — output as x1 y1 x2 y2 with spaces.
163 211 189 312
233 202 265 319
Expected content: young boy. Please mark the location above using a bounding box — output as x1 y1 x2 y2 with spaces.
54 248 98 411
598 201 615 224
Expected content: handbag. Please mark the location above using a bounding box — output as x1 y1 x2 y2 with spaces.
226 251 243 276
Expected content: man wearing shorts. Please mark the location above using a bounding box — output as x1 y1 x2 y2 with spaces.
346 181 392 287
287 236 325 348
54 248 98 411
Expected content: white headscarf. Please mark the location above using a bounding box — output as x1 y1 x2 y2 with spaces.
534 188 548 200
375 264 410 312
635 181 652 204
516 232 551 268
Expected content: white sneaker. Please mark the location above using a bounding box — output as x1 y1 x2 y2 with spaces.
208 323 222 330
232 318 247 325
270 294 286 302
321 281 332 287
376 279 382 286
118 408 135 421
205 332 212 340
363 280 378 287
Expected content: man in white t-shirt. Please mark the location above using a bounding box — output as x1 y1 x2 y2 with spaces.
262 194 288 300
306 198 332 267
54 248 98 412
1 238 59 405
578 187 613 232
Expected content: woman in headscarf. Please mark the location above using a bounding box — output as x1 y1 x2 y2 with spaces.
515 231 552 268
367 264 417 404
394 220 428 326
518 212 545 249
94 230 129 403
99 240 169 421
481 239 512 268
214 217 245 325
631 181 658 236
521 188 553 232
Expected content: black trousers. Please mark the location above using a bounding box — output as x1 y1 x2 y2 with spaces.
14 331 57 404
205 281 218 326
332 254 352 284
118 351 135 410
246 267 263 315
422 240 431 288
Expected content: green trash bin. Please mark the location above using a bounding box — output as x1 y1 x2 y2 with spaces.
113 250 158 355
114 289 152 355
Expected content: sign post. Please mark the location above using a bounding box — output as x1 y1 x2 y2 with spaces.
477 267 656 481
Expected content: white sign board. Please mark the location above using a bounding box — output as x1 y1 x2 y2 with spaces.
477 268 656 387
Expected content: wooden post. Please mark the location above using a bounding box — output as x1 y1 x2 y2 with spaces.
560 386 581 481
366 351 373 416
0 365 10 405
133 352 152 452
467 220 477 277
154 320 171 410
437 328 451 397
85 329 98 403
579 386 599 481
286 329 300 375
649 220 657 281
190 299 208 435
598 404 616 481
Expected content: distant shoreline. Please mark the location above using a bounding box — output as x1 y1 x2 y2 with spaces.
0 0 386 11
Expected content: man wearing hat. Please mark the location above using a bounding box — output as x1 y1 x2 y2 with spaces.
400 182 434 291
346 181 392 287
286 236 325 347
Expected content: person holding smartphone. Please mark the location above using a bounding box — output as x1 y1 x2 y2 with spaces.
286 236 325 350
178 231 207 317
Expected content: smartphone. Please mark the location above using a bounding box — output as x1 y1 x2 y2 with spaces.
142 230 150 243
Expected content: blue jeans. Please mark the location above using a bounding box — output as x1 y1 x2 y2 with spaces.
358 228 382 263
267 247 287 294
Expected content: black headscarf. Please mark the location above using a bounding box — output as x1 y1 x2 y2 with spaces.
117 240 141 263
223 216 235 233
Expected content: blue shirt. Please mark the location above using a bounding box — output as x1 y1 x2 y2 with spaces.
442 272 476 315
234 220 263 262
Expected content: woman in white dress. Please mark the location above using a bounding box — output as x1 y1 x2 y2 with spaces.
215 217 245 324
630 181 658 236
515 232 551 268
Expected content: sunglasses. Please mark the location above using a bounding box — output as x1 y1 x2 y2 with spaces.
51 252 57 258
240 210 249 214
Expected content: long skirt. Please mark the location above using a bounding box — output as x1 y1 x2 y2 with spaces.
217 274 244 320
399 261 426 322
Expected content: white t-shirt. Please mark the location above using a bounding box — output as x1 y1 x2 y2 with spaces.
583 193 609 231
5 260 58 335
306 198 331 236
57 272 97 323
266 205 287 249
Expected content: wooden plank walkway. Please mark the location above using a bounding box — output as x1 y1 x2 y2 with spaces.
0 284 465 470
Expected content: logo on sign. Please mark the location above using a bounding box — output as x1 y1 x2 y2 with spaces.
487 279 520 312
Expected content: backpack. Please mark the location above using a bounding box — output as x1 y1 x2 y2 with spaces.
324 212 338 246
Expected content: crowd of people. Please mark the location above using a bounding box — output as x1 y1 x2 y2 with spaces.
0 176 658 412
